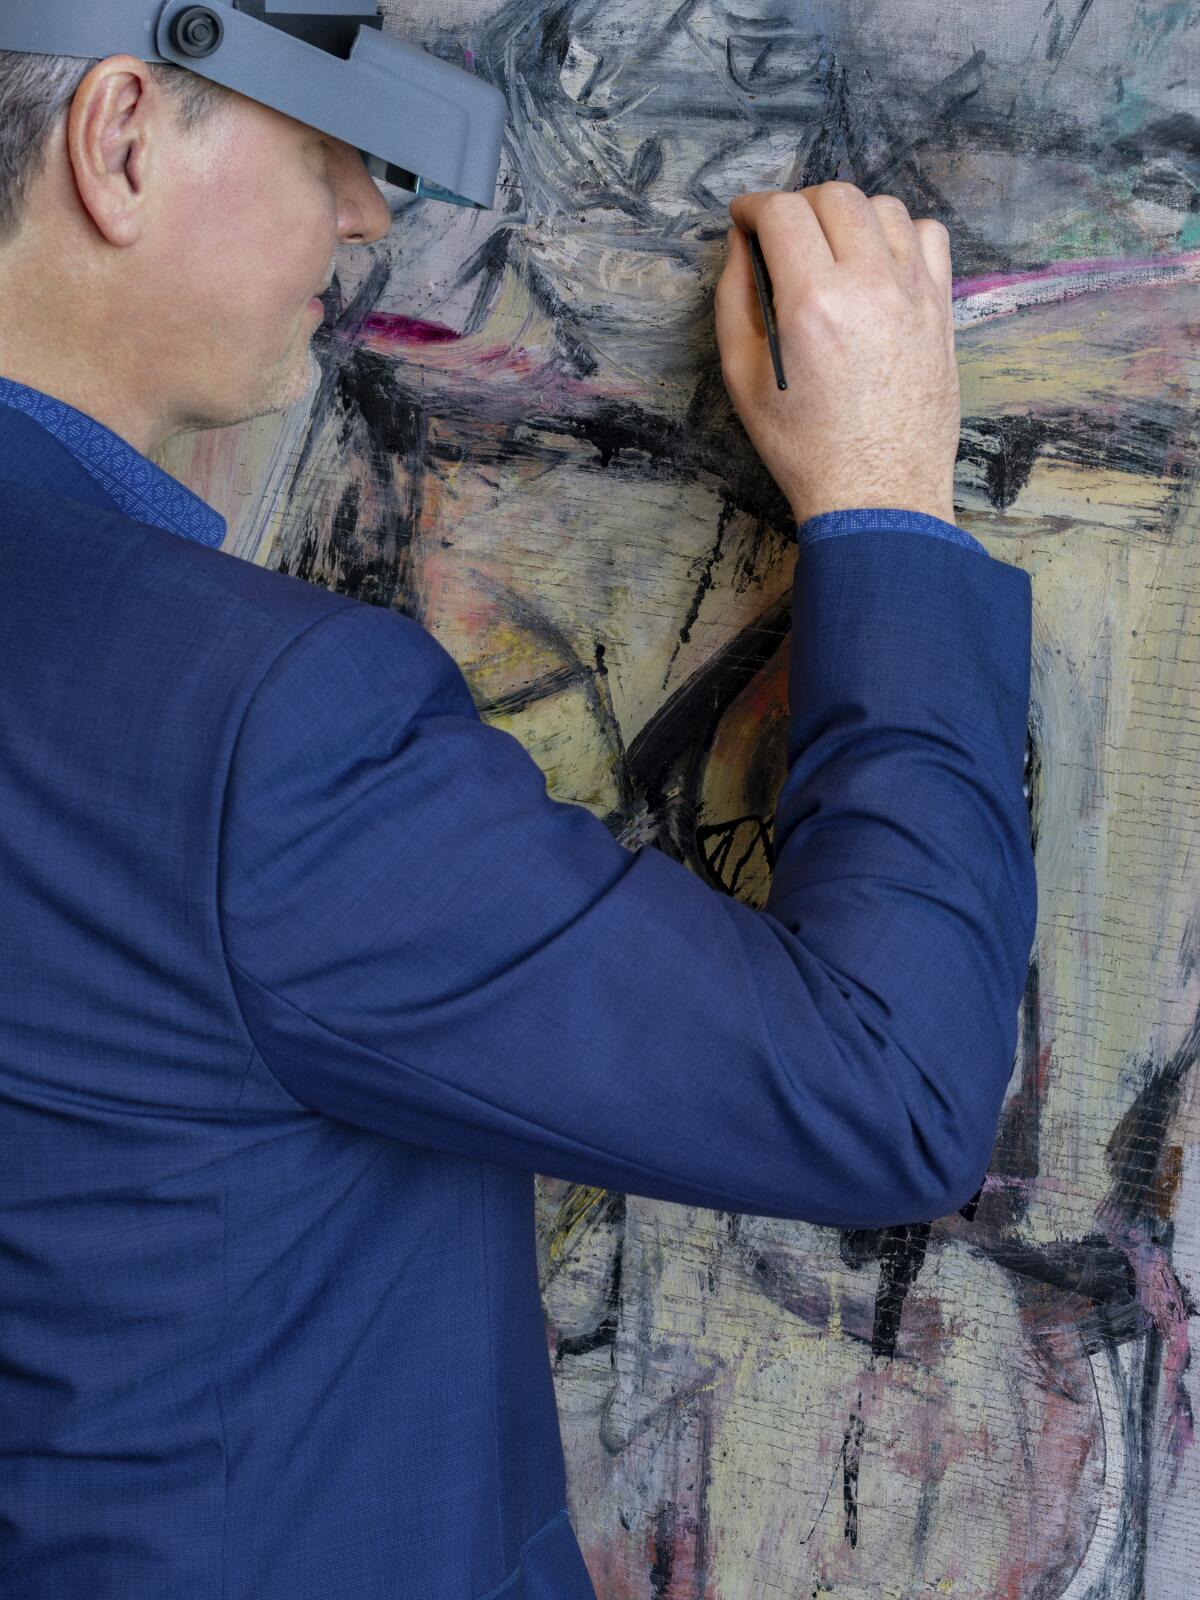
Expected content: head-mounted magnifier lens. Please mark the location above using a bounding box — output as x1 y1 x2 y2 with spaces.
0 0 507 212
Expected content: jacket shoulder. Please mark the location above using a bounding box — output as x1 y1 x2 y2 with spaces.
1 476 473 734
1 475 362 648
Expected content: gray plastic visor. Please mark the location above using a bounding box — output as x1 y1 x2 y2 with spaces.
0 0 507 209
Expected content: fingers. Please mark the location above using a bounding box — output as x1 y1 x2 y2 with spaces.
727 183 953 295
726 188 835 305
868 193 919 264
868 196 954 325
714 222 766 355
719 184 954 381
913 216 953 297
800 182 898 267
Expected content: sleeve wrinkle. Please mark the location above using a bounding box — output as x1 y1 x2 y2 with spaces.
223 951 817 1218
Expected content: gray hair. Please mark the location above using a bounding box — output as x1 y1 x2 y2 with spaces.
0 52 232 247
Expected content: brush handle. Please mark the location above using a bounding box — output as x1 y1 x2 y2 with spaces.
748 231 788 390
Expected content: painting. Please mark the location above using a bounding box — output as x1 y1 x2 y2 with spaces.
160 1 1200 1593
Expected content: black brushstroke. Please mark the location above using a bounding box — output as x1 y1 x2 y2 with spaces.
973 412 1049 512
554 1192 626 1365
623 591 791 867
630 136 665 195
757 1224 1168 1353
1045 0 1097 73
649 1501 677 1597
842 1395 865 1548
989 954 1045 1226
870 1222 932 1358
277 347 427 611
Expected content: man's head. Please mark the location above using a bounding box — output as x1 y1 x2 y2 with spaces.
0 51 392 458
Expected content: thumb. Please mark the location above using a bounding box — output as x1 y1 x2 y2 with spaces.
714 223 767 364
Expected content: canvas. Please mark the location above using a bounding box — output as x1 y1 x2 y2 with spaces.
159 2 1200 1594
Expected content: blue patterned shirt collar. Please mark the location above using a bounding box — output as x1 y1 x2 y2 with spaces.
0 375 226 549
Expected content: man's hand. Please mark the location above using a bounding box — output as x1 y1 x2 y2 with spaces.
714 182 961 528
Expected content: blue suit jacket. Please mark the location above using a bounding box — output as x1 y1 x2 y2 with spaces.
0 391 1036 1597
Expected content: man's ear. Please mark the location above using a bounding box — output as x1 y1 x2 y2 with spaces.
65 55 161 249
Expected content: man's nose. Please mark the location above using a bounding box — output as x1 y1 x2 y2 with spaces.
338 147 395 244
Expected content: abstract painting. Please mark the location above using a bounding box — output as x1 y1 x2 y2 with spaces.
161 2 1200 1592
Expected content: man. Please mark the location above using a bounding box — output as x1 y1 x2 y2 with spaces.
0 40 1036 1600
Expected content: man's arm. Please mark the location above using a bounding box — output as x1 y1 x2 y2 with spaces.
216 524 1033 1230
216 180 1035 1230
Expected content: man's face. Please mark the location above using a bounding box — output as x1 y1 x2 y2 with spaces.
152 87 393 436
0 57 393 455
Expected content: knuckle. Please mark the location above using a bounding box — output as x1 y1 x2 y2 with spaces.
915 216 950 241
810 179 862 201
874 277 914 314
795 280 844 325
759 189 793 219
871 193 910 217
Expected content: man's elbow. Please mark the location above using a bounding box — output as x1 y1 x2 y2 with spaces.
854 1054 1010 1229
845 1147 990 1231
889 977 1022 1225
783 1113 997 1233
904 1066 1011 1224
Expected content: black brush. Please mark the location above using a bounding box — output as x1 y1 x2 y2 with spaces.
748 231 787 390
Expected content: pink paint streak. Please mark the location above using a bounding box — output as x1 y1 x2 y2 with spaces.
354 311 462 344
953 247 1200 299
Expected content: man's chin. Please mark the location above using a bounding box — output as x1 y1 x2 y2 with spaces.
235 349 321 428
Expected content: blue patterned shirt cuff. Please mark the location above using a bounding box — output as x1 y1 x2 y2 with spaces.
795 507 989 557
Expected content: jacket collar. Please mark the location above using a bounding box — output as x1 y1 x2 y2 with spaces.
0 398 124 519
0 378 226 547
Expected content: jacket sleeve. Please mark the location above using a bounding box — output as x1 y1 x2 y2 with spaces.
796 505 990 556
217 527 1036 1229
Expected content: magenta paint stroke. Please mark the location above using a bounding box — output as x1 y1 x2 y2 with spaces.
353 312 462 344
953 248 1200 328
